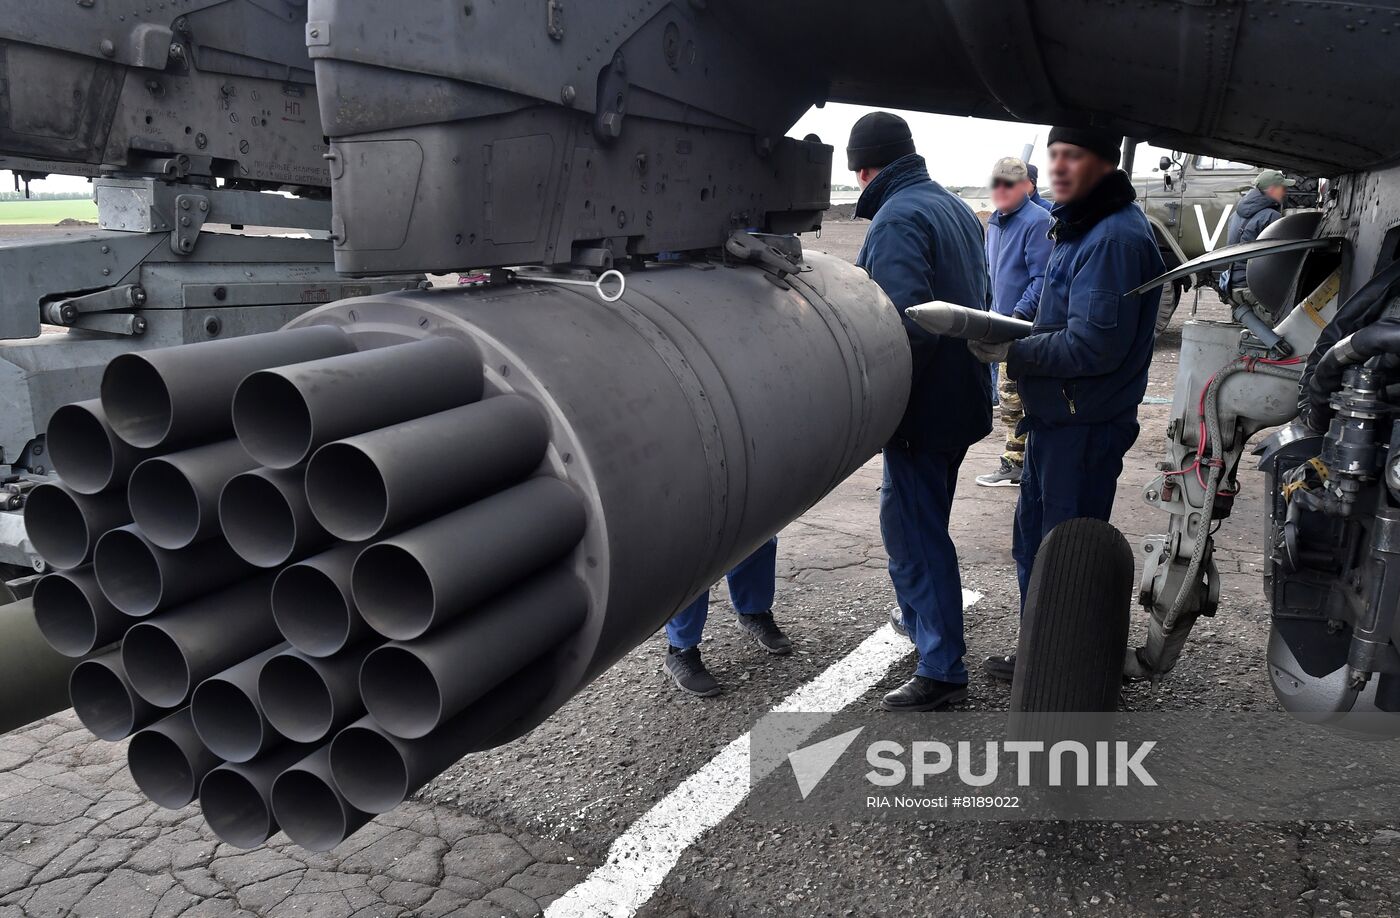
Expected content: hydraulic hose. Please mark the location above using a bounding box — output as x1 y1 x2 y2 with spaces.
1140 358 1303 675
1229 300 1290 356
1299 259 1400 420
1305 318 1400 430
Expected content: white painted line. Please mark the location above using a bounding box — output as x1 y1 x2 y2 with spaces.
545 590 984 918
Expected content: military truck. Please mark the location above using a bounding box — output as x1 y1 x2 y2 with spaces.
1141 152 1318 331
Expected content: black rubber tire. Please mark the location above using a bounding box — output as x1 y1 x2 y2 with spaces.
1154 281 1182 335
1009 518 1135 713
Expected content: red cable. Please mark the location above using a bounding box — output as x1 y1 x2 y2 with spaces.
1166 355 1303 494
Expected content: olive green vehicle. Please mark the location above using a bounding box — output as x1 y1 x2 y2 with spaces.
1139 152 1318 331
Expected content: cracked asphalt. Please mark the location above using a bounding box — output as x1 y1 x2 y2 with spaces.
0 718 593 917
2 218 1398 917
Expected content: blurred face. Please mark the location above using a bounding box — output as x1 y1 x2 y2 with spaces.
1264 183 1287 203
1048 143 1116 204
989 178 1023 213
857 166 881 190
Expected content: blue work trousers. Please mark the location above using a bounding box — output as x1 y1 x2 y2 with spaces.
1012 420 1140 609
666 537 778 650
882 445 970 683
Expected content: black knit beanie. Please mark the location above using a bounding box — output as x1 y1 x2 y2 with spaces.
847 112 916 171
1047 126 1123 166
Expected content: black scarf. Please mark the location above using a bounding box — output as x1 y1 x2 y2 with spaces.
1049 169 1137 241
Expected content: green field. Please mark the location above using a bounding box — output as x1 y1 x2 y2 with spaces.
0 198 98 225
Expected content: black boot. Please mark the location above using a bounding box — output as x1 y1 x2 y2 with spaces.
735 612 793 655
880 676 967 712
983 654 1016 682
664 646 721 697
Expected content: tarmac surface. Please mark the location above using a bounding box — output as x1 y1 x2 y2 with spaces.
2 217 1399 917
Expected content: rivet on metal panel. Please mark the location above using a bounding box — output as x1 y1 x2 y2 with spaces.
547 0 565 40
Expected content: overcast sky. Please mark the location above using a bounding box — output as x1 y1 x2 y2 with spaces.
2 103 1178 195
789 103 1176 187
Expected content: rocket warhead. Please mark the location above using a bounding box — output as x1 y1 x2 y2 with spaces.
904 301 1035 344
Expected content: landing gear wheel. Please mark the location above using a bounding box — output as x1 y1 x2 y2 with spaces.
1010 518 1135 713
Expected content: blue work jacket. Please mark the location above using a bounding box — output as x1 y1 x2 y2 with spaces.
1006 170 1165 427
855 154 993 451
987 196 1054 320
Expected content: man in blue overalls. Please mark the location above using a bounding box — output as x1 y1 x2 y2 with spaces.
848 112 994 711
976 156 1054 489
662 537 787 696
966 126 1164 681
